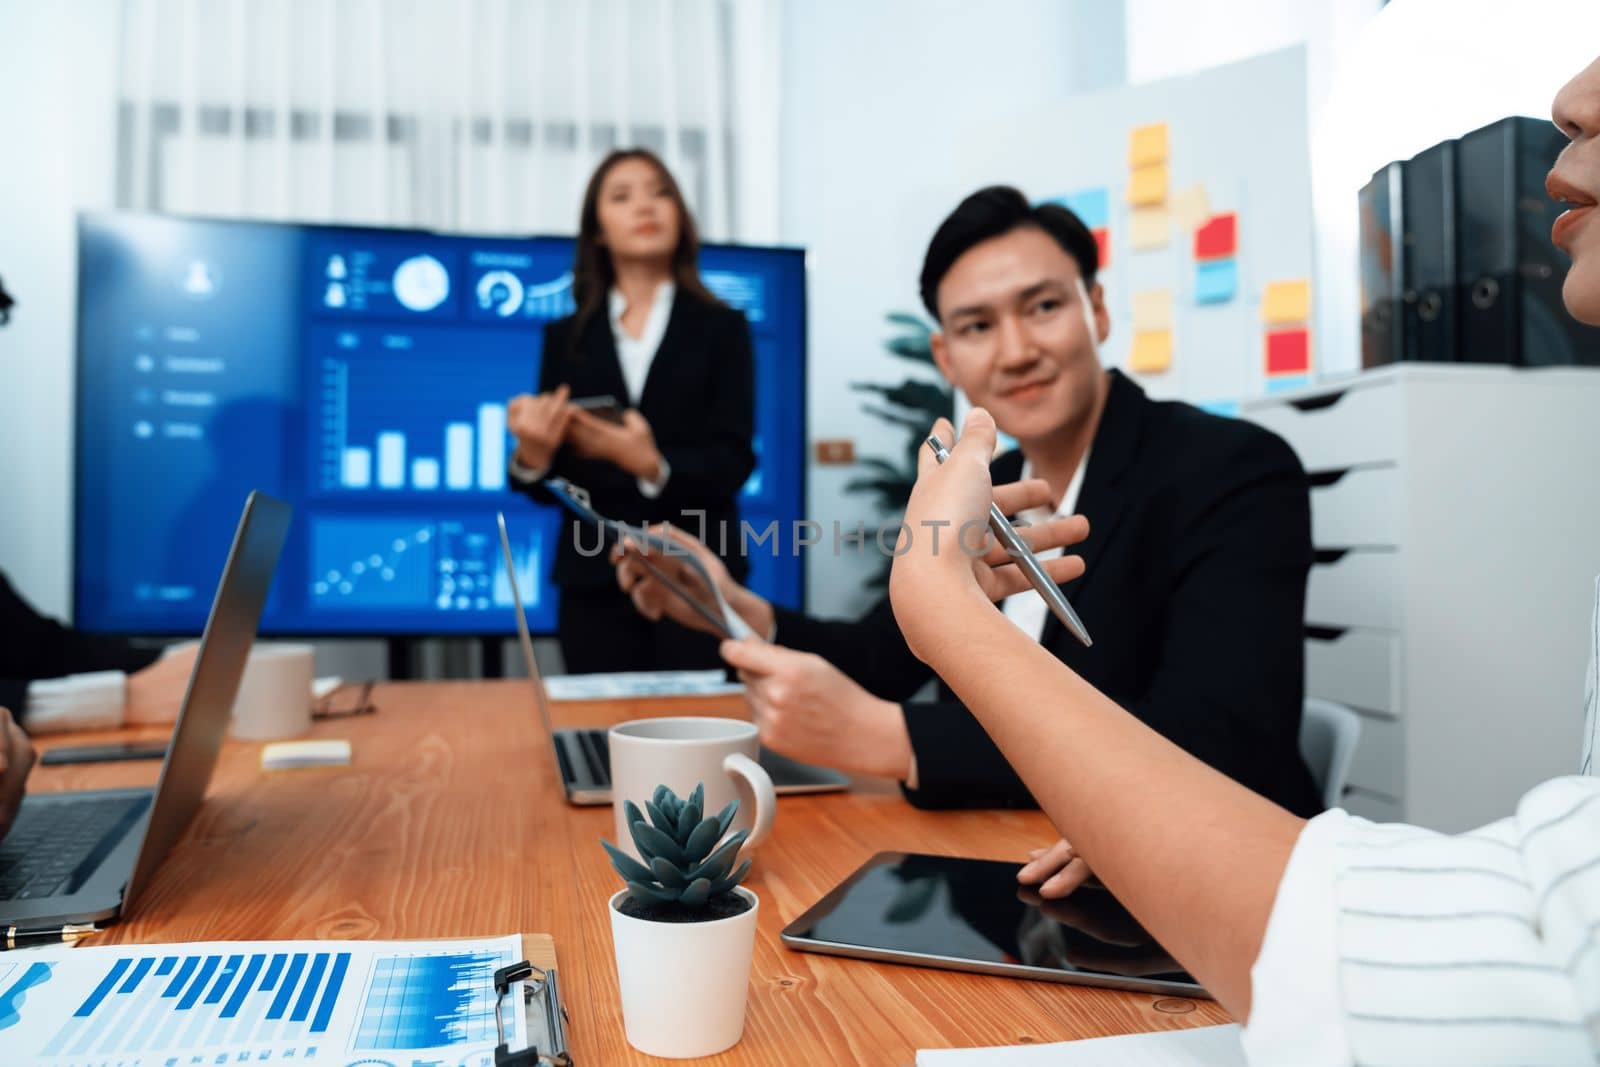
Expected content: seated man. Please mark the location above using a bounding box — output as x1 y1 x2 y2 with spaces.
0 708 33 841
617 187 1322 824
0 274 197 735
0 571 196 731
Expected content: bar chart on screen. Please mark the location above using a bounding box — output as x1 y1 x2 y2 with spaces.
0 936 525 1067
312 325 531 498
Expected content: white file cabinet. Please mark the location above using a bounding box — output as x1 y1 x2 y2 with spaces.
1245 365 1600 831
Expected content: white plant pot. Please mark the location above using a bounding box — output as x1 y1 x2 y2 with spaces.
608 886 759 1058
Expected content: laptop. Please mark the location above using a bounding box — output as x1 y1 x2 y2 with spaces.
0 491 291 931
496 512 849 805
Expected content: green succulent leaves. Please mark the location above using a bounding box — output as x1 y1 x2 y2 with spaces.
603 783 752 909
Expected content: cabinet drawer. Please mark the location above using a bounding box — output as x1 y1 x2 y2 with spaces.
1306 550 1399 631
1247 382 1402 472
1347 710 1404 798
1305 628 1401 716
1343 787 1403 823
1310 465 1402 548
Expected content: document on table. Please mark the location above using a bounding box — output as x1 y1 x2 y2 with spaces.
0 934 526 1065
917 1023 1246 1066
544 669 744 701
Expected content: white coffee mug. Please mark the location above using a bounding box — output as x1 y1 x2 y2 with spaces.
608 717 776 862
229 642 315 740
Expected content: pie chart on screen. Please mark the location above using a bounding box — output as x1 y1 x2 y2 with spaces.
392 255 450 312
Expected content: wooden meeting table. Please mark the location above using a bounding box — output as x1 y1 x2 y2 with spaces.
26 680 1231 1064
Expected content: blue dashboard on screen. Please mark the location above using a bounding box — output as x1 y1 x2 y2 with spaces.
74 212 807 635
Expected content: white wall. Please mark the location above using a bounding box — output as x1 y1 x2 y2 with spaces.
0 0 121 618
780 0 1094 617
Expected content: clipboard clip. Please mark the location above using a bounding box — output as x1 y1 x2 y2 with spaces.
493 960 574 1066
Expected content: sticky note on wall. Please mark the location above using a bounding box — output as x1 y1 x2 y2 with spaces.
1128 164 1168 206
1132 289 1173 332
1194 213 1237 260
1052 188 1110 230
1130 207 1169 250
1129 122 1169 167
1194 259 1237 304
1261 279 1312 324
1265 328 1312 375
1171 185 1211 232
1130 329 1173 374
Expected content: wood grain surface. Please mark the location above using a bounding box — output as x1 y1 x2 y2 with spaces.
27 680 1232 1063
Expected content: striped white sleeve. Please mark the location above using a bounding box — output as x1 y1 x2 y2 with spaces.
1330 785 1599 1066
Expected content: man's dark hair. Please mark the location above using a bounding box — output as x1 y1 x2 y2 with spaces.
918 186 1099 321
0 275 13 327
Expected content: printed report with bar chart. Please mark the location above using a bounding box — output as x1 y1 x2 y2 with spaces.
0 935 525 1067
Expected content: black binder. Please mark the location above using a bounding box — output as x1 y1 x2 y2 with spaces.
1359 162 1405 369
1401 140 1459 363
1456 116 1600 366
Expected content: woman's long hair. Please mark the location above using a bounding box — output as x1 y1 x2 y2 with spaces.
569 148 719 351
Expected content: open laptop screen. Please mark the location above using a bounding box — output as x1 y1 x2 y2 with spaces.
120 491 291 913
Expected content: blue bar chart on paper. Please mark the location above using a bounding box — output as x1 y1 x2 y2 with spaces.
0 936 525 1066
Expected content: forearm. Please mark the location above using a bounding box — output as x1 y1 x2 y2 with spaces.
925 597 1303 1019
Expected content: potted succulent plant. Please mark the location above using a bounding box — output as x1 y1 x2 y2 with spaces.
603 782 759 1059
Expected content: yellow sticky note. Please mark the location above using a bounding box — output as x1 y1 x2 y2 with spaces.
1130 329 1173 374
1129 206 1169 250
1129 122 1169 168
1262 279 1312 324
1171 184 1211 231
1128 164 1168 206
1132 289 1173 332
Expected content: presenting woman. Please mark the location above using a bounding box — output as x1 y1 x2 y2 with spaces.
507 149 755 674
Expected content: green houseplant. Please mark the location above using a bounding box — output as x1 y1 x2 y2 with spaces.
603 783 760 1057
603 783 753 918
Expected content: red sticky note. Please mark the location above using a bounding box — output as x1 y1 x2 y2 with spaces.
1265 328 1311 376
1194 213 1237 261
1093 228 1111 270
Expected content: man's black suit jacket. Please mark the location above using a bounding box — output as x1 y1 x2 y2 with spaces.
0 571 159 719
776 370 1324 818
514 293 756 591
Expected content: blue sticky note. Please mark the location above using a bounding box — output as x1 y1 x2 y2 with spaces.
1198 399 1240 418
1194 259 1238 305
1265 374 1312 394
1049 188 1111 231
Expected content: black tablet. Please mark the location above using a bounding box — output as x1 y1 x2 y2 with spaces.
780 851 1206 998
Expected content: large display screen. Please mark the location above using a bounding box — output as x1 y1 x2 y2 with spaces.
75 213 806 635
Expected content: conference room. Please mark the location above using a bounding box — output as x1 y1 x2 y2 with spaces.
3 1 1599 1063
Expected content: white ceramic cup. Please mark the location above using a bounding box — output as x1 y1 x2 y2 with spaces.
608 717 776 862
229 642 315 740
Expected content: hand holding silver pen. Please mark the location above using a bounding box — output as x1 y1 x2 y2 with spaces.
924 433 1093 648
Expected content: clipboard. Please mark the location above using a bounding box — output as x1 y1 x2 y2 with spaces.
491 933 573 1066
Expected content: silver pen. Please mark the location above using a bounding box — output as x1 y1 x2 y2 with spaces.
924 434 1093 648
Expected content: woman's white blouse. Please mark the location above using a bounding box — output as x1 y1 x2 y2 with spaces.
1243 577 1600 1065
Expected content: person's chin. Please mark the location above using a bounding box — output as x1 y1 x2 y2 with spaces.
1561 253 1600 327
613 236 675 262
989 401 1063 444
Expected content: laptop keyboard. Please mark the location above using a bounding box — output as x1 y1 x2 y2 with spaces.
575 729 611 787
0 795 151 901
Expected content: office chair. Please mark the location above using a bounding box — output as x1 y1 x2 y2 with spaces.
1300 698 1363 809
